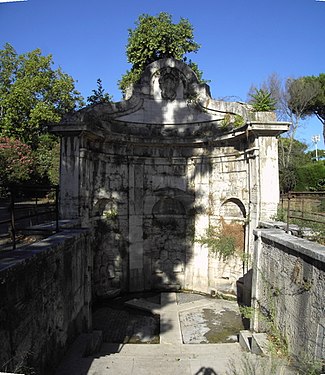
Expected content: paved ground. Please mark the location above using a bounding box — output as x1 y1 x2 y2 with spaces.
56 292 293 375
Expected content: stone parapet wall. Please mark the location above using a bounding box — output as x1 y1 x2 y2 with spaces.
251 227 325 361
0 228 92 374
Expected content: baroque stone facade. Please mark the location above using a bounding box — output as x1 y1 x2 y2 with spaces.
53 58 289 295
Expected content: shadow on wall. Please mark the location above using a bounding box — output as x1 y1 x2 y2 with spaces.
88 101 250 296
54 58 271 305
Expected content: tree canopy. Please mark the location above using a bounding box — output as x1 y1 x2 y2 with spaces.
249 74 320 170
0 43 83 147
0 43 84 187
288 74 325 143
119 12 202 94
278 137 325 192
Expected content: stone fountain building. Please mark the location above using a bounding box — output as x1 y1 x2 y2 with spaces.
53 58 288 296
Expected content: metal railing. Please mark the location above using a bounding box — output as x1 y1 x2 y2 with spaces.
0 184 59 250
280 191 325 234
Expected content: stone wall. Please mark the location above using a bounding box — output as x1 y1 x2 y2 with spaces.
77 142 257 295
0 229 92 374
251 228 325 361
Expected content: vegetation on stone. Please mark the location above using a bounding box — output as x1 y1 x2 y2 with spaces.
249 88 277 111
119 12 205 94
87 78 113 105
220 113 245 129
197 220 244 260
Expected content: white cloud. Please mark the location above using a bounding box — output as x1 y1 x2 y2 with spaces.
0 0 26 3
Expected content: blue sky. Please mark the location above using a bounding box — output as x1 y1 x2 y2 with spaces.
0 0 324 150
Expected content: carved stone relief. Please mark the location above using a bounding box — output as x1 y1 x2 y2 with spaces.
158 68 183 101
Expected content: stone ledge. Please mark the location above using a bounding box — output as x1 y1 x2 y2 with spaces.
0 227 91 274
254 227 325 263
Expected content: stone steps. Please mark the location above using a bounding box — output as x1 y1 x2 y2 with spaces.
239 330 269 356
55 331 103 375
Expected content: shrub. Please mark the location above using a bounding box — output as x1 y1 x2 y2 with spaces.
197 219 244 260
295 161 325 191
0 137 33 185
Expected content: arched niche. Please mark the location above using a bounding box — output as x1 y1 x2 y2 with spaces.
220 197 246 223
152 196 186 216
218 197 247 263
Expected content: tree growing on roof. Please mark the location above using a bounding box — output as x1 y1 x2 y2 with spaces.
118 12 206 95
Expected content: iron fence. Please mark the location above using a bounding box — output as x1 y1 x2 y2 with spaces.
280 191 325 234
0 184 59 250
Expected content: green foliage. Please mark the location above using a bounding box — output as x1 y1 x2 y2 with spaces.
292 354 324 375
278 137 310 193
187 59 210 84
239 305 255 320
119 13 203 94
273 207 286 222
0 43 84 147
279 137 309 161
295 160 325 191
291 217 325 245
234 114 245 128
289 74 325 128
249 74 322 187
197 225 236 260
32 133 60 185
306 148 325 161
220 113 232 129
87 78 113 105
220 114 245 129
249 88 277 111
0 137 33 184
103 208 118 221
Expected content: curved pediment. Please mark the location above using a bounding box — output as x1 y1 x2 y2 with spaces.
111 58 253 126
55 58 285 141
125 58 211 102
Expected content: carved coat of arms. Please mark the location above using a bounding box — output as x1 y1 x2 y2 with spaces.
158 68 181 101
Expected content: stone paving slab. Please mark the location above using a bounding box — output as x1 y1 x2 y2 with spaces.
88 342 243 375
125 298 161 314
92 306 158 344
176 292 208 305
56 292 295 374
